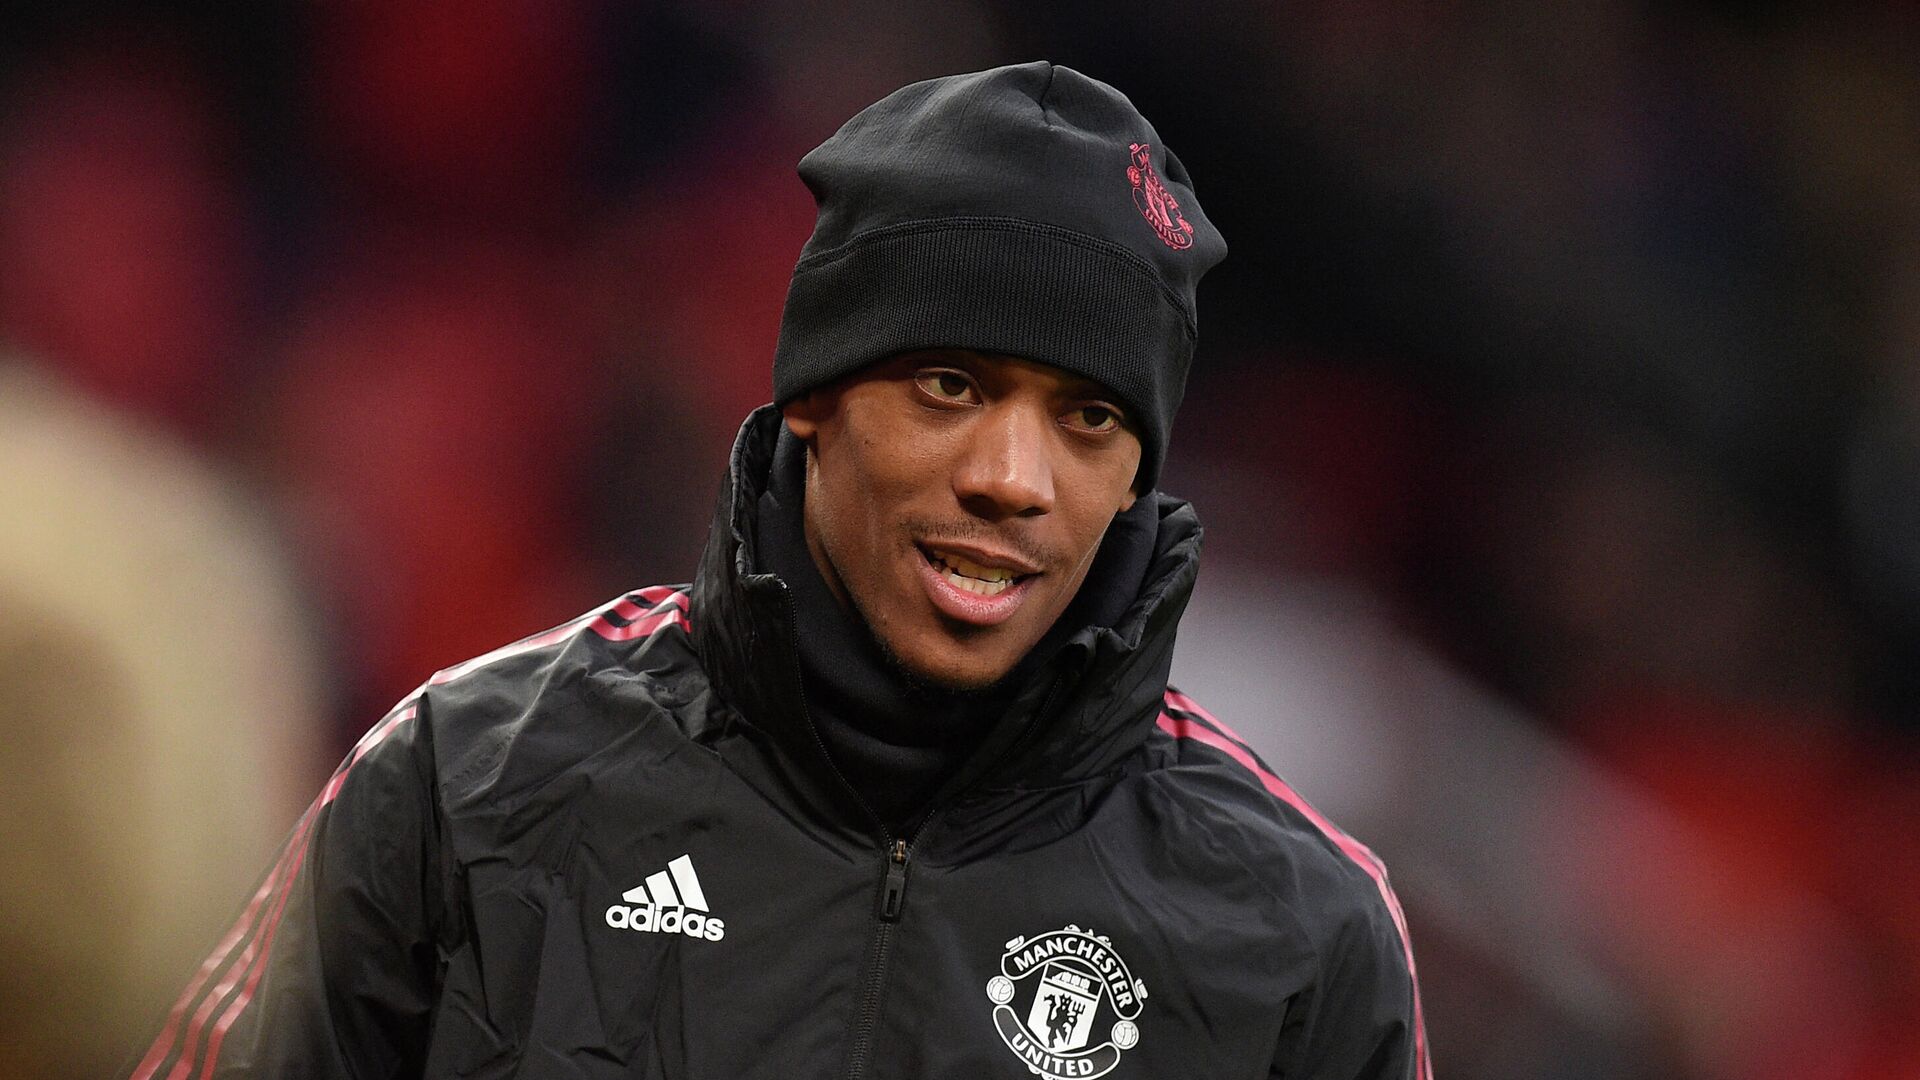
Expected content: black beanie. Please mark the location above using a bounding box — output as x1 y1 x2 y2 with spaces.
772 61 1227 494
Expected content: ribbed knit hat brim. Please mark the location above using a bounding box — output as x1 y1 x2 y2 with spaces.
772 62 1226 493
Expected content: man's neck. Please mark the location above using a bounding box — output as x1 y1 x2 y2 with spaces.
751 423 1160 831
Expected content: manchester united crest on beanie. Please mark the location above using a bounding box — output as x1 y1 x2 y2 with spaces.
771 61 1228 495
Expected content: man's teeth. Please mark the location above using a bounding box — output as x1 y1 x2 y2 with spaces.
930 553 1018 596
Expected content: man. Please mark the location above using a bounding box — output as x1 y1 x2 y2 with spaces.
131 62 1430 1079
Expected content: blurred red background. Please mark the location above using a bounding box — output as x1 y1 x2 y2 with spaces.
3 3 1918 1077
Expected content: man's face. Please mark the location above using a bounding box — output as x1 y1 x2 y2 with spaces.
782 349 1142 690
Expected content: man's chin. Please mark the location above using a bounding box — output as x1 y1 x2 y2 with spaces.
875 633 1022 698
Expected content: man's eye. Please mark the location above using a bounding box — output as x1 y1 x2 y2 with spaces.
916 370 975 402
1073 405 1121 433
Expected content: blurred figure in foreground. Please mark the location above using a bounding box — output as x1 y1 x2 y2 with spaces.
0 356 326 1078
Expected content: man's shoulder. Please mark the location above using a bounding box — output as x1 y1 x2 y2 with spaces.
1143 687 1405 936
421 585 696 704
400 586 703 792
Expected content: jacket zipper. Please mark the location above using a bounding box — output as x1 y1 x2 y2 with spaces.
775 590 911 1080
841 674 1070 1079
775 590 1068 1079
879 838 910 920
844 838 914 1080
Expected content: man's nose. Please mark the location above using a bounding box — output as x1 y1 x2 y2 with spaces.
953 404 1056 520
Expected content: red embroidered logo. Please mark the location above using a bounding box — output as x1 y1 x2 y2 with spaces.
1127 143 1194 250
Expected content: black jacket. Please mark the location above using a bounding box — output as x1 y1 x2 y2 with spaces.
131 408 1430 1080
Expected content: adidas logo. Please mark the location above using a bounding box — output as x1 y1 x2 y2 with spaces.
604 854 725 941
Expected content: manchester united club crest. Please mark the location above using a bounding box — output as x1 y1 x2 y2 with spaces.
985 924 1146 1079
1126 142 1194 250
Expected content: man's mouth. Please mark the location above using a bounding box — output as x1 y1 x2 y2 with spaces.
914 542 1043 625
924 550 1025 596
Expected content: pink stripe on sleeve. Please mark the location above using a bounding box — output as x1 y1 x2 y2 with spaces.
1164 687 1255 748
1156 709 1431 1080
157 705 417 1079
127 843 294 1080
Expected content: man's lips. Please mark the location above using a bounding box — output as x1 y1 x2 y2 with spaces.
914 541 1043 627
918 539 1043 578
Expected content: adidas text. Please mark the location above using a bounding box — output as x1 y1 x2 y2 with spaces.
604 904 725 941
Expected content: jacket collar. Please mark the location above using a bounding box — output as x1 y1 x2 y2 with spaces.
690 406 1204 824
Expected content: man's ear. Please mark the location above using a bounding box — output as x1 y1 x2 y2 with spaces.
781 391 828 442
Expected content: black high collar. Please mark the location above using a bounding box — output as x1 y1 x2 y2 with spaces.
690 407 1203 842
751 426 1157 835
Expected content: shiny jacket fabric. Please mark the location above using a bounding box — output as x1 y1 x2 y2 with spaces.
130 407 1430 1080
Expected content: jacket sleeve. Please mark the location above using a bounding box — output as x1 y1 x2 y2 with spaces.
127 695 448 1079
1272 876 1431 1080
